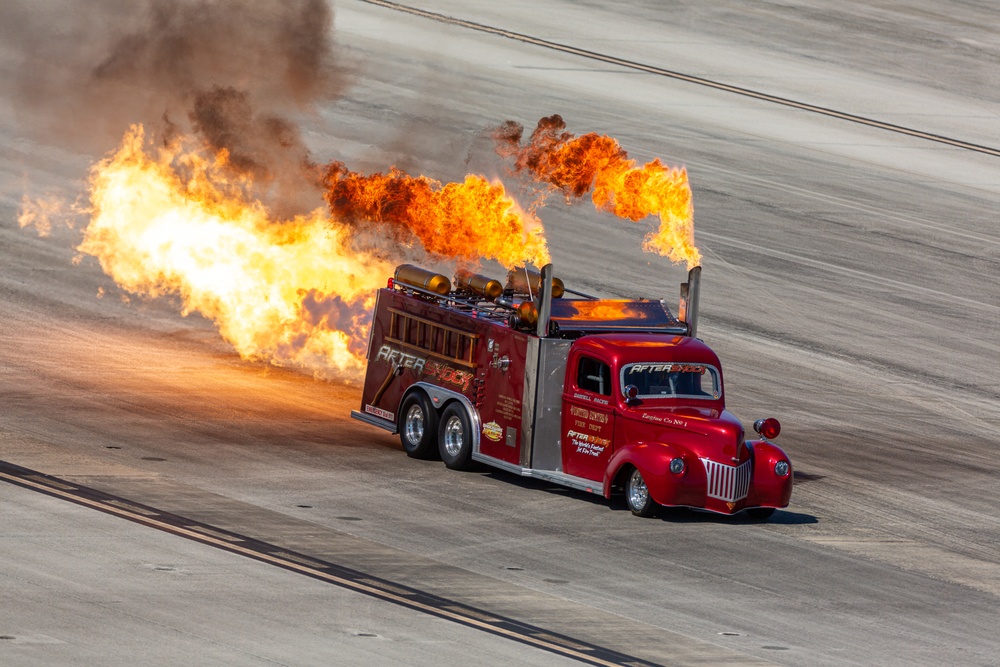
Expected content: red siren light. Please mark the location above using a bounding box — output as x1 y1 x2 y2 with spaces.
753 417 781 440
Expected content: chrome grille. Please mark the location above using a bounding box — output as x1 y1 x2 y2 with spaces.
701 458 752 502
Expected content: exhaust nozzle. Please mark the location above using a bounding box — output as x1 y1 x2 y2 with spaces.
536 264 554 337
679 265 701 337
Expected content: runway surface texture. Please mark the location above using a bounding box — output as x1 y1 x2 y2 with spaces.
1 1 999 665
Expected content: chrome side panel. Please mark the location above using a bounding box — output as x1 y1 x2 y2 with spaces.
472 451 525 476
410 382 481 452
471 453 605 496
527 338 572 471
350 410 397 434
531 469 604 495
520 337 541 467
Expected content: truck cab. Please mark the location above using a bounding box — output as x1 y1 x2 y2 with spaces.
561 334 791 517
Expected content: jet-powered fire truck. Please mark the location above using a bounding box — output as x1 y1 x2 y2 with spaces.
351 264 792 518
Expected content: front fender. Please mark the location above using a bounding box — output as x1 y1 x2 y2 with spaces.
746 440 793 508
604 442 703 507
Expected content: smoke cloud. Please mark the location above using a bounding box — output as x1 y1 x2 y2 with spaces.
1 0 345 214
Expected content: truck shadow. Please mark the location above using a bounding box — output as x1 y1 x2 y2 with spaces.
483 470 818 525
594 496 818 523
623 503 818 525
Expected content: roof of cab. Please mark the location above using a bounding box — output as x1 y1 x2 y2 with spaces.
570 333 722 368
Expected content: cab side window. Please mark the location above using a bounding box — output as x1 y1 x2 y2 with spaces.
577 356 611 396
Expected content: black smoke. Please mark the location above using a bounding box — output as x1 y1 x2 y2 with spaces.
1 0 345 215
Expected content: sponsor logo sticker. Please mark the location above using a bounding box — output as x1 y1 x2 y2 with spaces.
482 421 503 442
566 429 610 457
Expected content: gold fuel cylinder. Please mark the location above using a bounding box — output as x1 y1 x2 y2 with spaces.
394 264 452 295
506 267 565 299
454 269 503 299
516 301 538 327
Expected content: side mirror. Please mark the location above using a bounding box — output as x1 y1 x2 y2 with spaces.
624 384 639 405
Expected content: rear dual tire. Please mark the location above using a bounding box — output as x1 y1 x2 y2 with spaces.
399 392 474 471
399 392 438 460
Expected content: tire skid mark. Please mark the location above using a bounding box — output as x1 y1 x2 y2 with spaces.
0 460 661 667
360 0 1000 158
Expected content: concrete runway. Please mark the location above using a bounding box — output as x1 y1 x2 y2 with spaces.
2 1 1000 665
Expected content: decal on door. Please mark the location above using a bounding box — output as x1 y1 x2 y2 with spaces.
569 405 610 429
566 430 611 457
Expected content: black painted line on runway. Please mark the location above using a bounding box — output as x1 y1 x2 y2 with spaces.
360 0 1000 158
0 461 661 667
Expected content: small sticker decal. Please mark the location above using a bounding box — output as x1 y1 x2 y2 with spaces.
365 404 394 422
482 421 503 442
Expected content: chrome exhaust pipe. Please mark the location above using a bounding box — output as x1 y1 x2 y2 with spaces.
536 263 554 337
679 265 701 337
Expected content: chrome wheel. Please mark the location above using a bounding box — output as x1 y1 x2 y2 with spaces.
404 404 425 445
442 415 465 458
626 468 656 517
438 403 474 470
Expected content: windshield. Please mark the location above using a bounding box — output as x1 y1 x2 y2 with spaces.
620 362 721 400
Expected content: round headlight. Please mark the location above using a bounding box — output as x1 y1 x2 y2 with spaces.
774 460 790 477
669 457 685 474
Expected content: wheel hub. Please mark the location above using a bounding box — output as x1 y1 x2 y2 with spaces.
443 416 464 457
628 469 649 510
404 404 424 444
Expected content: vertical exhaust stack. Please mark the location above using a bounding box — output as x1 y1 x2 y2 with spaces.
536 264 554 337
679 265 702 338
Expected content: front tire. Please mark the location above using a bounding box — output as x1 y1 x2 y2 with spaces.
399 392 438 459
626 467 657 517
438 403 474 470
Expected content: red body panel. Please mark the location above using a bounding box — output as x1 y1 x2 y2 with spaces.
745 440 794 509
360 288 530 464
477 331 529 464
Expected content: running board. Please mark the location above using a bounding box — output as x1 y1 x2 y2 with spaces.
471 453 604 495
350 410 398 434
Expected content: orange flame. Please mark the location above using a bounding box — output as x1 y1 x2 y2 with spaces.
495 115 700 269
18 194 66 237
79 125 394 377
68 115 692 381
322 164 549 269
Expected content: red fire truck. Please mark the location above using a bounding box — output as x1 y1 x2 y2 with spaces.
351 264 792 519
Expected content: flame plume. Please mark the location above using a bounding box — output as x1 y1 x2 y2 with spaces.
70 114 696 381
80 125 393 377
322 164 550 269
495 115 700 269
